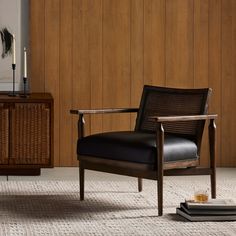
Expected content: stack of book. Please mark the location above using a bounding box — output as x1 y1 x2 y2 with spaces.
176 199 236 221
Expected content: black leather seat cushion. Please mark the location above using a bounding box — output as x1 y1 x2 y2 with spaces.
77 131 198 164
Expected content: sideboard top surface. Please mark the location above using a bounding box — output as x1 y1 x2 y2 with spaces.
0 93 53 102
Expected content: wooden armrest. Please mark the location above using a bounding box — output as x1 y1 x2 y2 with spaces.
149 114 217 122
70 108 139 115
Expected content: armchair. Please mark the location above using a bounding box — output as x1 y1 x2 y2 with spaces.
70 85 217 216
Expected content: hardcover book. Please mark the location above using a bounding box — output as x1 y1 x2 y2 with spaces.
185 199 236 210
180 202 236 215
176 207 236 222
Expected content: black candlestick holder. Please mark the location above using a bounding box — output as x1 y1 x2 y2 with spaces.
20 77 28 98
8 64 17 97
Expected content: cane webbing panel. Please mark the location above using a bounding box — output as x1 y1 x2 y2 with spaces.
0 104 9 164
9 103 50 165
135 86 210 138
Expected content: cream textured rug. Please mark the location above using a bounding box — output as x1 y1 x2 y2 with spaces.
0 175 236 236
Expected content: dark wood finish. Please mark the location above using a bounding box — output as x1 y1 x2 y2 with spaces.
150 114 217 122
209 119 216 198
164 159 198 170
79 162 84 201
78 114 85 140
164 167 213 176
0 168 40 176
138 178 142 192
0 93 53 102
70 108 139 115
79 156 214 178
0 93 53 175
0 104 9 164
157 123 164 216
72 86 217 216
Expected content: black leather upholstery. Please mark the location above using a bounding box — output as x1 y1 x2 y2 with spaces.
78 131 198 164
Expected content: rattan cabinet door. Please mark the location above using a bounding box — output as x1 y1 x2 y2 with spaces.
0 104 9 164
9 103 51 165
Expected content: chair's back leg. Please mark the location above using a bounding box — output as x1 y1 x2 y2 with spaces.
209 119 216 198
138 178 143 192
79 162 85 200
157 123 164 216
157 173 163 216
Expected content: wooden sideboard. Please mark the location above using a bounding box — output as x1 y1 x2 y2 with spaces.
0 93 53 175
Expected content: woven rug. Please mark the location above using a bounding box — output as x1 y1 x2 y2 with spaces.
0 175 236 236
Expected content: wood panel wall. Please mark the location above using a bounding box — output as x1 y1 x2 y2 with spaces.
30 0 236 167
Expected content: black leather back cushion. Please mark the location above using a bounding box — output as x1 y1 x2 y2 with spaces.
77 131 198 164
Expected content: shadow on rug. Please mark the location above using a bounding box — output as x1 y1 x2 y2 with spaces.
0 178 235 235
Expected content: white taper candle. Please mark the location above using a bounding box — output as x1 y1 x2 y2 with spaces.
23 47 27 78
12 34 16 65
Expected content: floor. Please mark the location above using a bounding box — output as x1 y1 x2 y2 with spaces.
0 167 235 181
0 167 235 236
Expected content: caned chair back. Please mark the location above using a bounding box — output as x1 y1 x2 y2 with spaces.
135 85 212 150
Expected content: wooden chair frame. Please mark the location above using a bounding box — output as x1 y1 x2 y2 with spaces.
70 108 217 216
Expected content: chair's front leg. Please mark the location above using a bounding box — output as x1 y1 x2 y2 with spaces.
209 119 216 198
79 161 85 200
157 123 164 216
138 178 142 192
78 114 85 201
78 114 85 138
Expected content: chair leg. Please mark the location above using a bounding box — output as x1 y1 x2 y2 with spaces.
138 178 142 192
79 163 84 200
157 177 163 216
211 172 216 199
157 123 164 216
209 119 216 199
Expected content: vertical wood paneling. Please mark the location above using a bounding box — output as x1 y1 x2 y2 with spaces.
72 0 92 165
144 0 165 86
130 0 144 129
194 0 209 88
166 0 194 87
72 0 91 135
222 0 236 166
59 0 73 166
102 0 131 132
209 0 222 166
194 0 209 166
89 1 103 135
44 0 60 166
30 0 45 92
30 0 236 167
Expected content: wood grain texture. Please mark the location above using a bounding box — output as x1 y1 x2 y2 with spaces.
59 0 73 166
193 0 209 166
221 0 236 167
44 0 60 166
144 0 165 86
130 0 144 130
72 0 91 165
29 0 45 92
29 0 236 167
208 0 222 166
72 0 91 135
166 0 194 88
88 0 103 135
102 0 131 132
